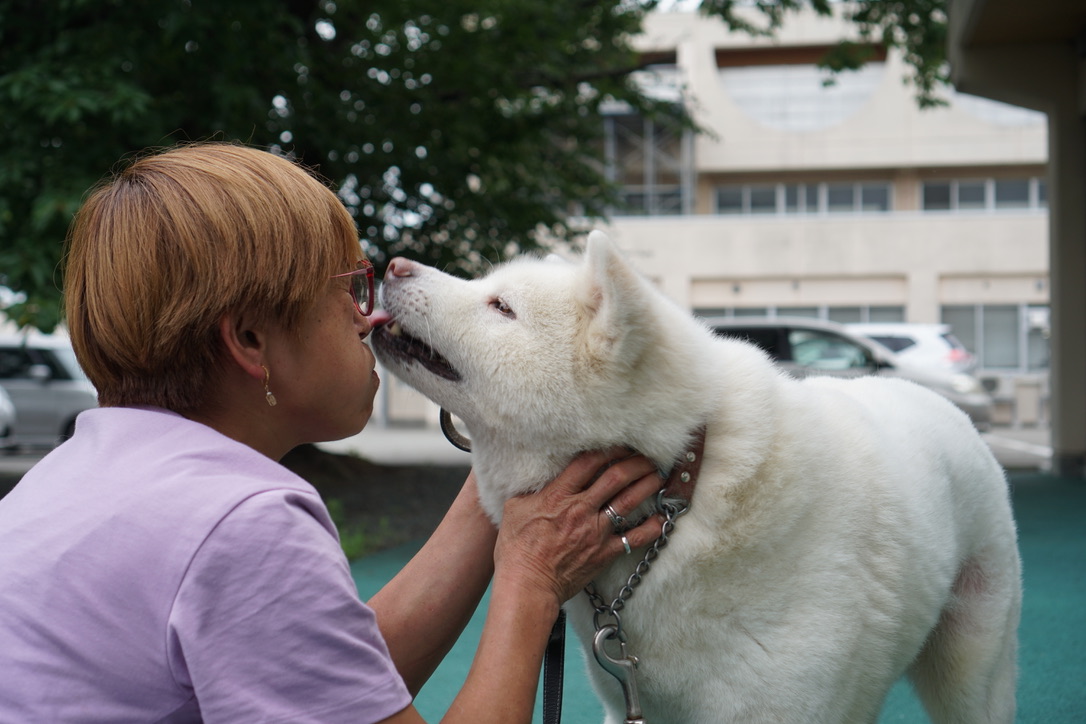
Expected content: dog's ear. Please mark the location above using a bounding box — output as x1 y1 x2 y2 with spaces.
578 231 650 361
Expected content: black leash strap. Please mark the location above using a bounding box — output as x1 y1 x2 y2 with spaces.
542 608 567 724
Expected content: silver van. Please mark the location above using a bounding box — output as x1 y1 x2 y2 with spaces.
0 333 98 448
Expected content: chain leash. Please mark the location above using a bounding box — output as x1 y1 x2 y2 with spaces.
584 491 689 642
584 492 689 724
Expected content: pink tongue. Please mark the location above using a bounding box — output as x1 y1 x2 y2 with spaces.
367 309 393 327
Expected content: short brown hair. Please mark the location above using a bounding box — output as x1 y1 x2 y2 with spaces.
64 143 360 412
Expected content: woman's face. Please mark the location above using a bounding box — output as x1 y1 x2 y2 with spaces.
264 270 380 446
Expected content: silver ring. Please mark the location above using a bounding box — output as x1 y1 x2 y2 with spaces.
603 504 627 533
621 535 632 555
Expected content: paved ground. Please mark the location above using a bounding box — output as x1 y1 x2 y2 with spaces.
0 423 1055 481
978 426 1053 471
324 423 1056 471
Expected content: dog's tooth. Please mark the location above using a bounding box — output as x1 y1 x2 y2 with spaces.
389 322 402 337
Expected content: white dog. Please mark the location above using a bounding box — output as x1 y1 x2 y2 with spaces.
371 232 1021 723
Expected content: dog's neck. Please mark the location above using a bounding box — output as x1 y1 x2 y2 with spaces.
467 419 713 524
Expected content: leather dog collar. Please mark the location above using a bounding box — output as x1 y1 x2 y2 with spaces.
660 425 708 507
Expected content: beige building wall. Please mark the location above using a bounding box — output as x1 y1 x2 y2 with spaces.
601 213 1048 324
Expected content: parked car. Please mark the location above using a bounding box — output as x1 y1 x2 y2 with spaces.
703 317 993 430
845 323 977 373
0 332 98 448
0 385 14 446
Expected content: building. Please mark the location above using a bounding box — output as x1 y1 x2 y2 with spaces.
377 5 1054 430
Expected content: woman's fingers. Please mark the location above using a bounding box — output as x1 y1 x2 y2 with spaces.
597 469 664 527
494 446 681 605
545 447 635 495
544 448 658 504
610 501 665 554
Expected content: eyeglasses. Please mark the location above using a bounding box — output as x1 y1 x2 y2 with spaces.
331 259 375 316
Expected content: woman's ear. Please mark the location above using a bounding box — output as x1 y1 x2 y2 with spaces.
217 312 267 381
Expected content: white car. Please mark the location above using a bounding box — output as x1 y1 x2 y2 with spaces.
0 332 98 449
846 323 977 373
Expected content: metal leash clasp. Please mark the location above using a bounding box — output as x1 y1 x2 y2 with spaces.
592 624 646 724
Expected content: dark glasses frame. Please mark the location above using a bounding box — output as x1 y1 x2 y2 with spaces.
331 260 375 316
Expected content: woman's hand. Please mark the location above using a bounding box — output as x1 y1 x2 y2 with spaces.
494 449 665 608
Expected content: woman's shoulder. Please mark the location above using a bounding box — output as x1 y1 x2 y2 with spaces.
14 406 320 542
74 406 310 488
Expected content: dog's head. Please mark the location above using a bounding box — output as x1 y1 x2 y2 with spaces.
370 232 660 449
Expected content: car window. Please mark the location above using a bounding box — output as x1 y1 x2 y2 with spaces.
713 327 783 360
0 348 34 379
788 329 871 370
941 332 966 350
867 335 915 353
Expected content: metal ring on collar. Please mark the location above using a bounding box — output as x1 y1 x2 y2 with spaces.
603 504 627 533
620 535 632 555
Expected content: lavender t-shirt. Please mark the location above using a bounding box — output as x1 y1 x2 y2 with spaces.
0 407 412 723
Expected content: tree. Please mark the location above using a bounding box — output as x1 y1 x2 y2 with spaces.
0 0 947 332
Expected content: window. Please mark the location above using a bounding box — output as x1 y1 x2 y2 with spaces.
982 305 1020 368
717 186 743 214
697 306 904 323
719 61 886 133
789 330 869 370
749 186 777 214
860 184 890 212
827 307 863 324
994 179 1030 209
713 181 891 215
826 184 855 212
868 336 916 353
778 306 820 318
783 184 819 214
0 348 33 379
957 181 986 210
923 182 951 210
604 110 692 217
921 177 1047 212
942 304 1050 372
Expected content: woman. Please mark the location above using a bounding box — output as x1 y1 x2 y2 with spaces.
0 143 664 722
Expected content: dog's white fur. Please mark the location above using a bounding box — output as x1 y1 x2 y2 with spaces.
372 232 1021 723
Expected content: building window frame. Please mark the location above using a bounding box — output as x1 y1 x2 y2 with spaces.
921 177 1047 213
714 181 893 216
941 303 1050 373
696 305 905 323
604 109 694 217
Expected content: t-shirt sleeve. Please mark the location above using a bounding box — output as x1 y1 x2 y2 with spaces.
166 489 412 724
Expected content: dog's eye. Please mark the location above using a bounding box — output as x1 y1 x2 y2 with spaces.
491 298 516 319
